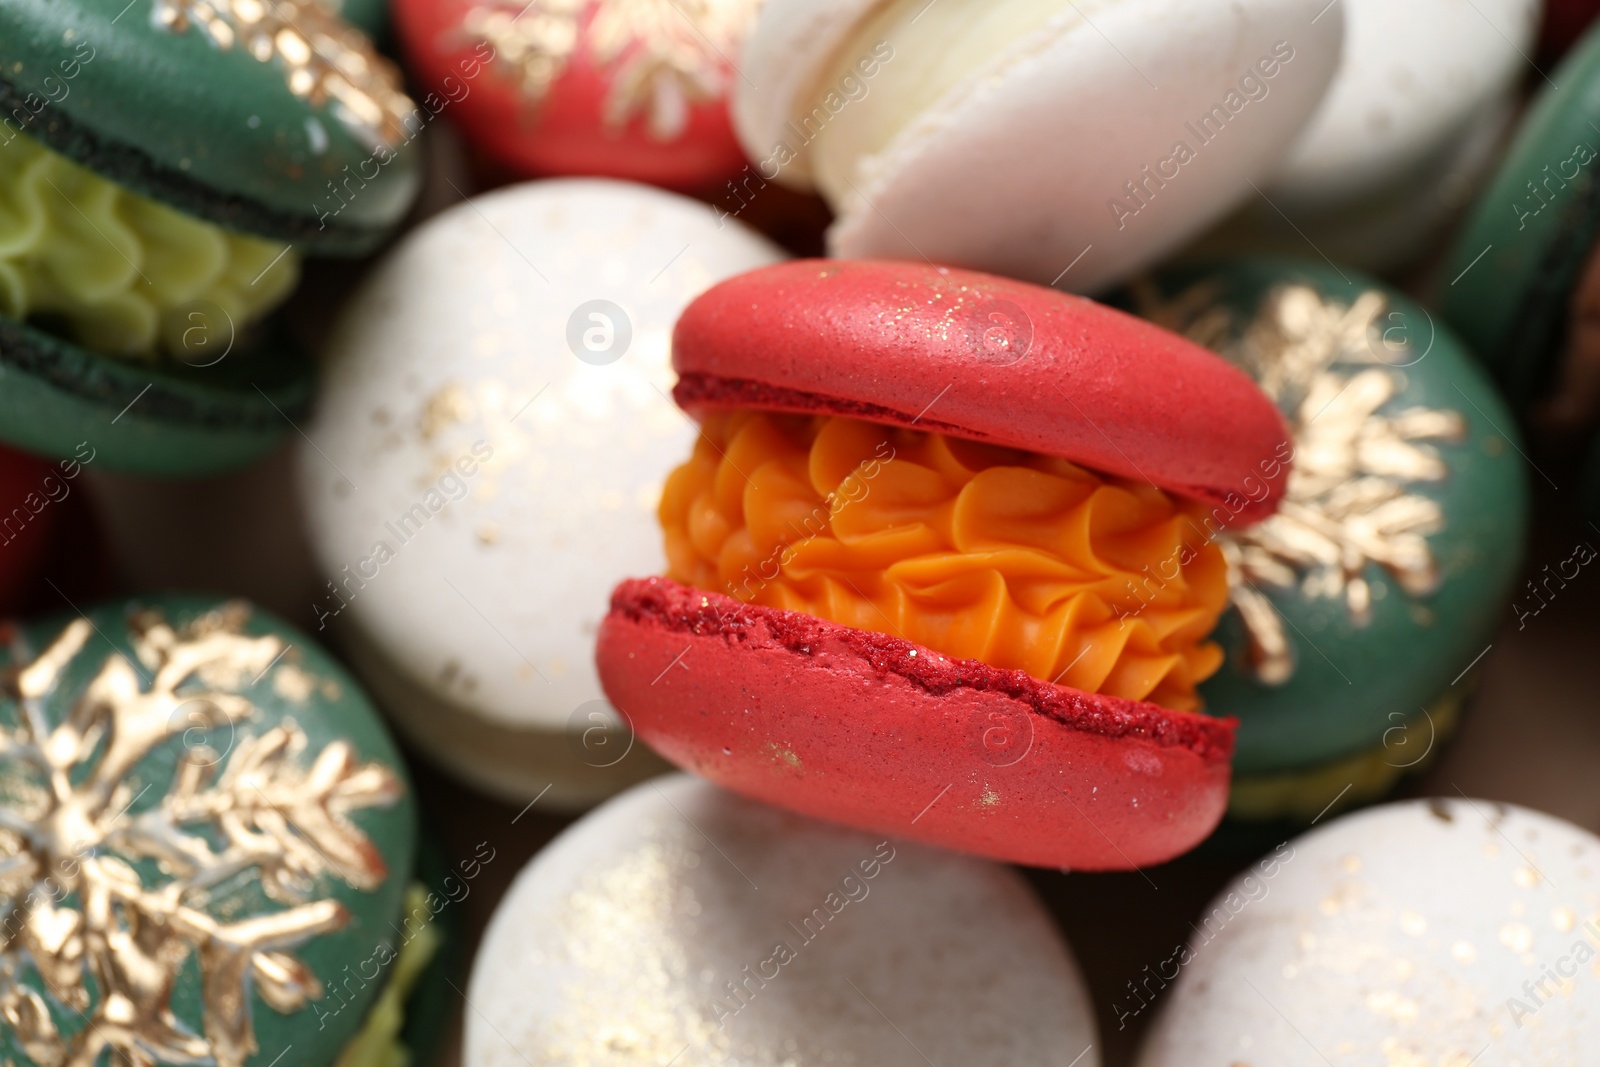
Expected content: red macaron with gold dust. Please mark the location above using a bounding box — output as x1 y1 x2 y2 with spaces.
597 259 1293 870
393 0 759 191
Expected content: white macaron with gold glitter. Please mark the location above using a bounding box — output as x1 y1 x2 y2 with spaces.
1137 799 1600 1064
730 0 1342 292
298 179 784 807
466 775 1101 1067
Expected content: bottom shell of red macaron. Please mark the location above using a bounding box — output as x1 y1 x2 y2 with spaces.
597 578 1236 870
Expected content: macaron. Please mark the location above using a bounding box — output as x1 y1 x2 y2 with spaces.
0 595 447 1067
466 774 1100 1066
298 179 784 807
1196 0 1538 271
597 258 1295 870
0 441 70 612
1440 18 1600 516
0 0 421 475
1122 259 1528 827
1542 0 1600 62
1136 799 1600 1063
730 0 1342 291
394 0 761 191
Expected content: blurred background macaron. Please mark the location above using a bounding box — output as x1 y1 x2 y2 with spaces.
1123 259 1528 831
1193 0 1538 272
467 774 1100 1066
0 595 451 1067
297 178 784 808
1137 798 1600 1064
730 0 1342 291
0 0 420 476
1440 17 1600 520
394 0 762 192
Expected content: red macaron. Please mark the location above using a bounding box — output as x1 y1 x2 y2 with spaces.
597 259 1292 870
394 0 758 191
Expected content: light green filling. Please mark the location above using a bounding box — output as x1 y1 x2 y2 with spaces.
335 883 445 1067
0 128 299 358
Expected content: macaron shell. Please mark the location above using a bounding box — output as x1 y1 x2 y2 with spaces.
467 774 1101 1066
1 0 419 250
822 0 1341 291
673 259 1292 525
0 444 62 610
730 0 882 189
1269 0 1537 206
0 315 312 476
597 578 1234 871
1439 20 1600 405
300 180 784 750
0 595 418 1067
1136 799 1600 1064
394 0 754 190
1127 260 1528 781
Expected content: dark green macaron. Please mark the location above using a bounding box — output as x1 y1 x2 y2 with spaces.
0 0 421 475
1439 18 1600 511
2 0 420 252
0 595 435 1067
1121 259 1528 826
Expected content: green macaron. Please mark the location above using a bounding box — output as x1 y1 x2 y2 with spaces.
0 595 446 1067
1439 18 1600 511
1121 259 1528 827
0 0 421 475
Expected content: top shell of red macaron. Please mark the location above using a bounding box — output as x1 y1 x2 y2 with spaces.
672 259 1292 525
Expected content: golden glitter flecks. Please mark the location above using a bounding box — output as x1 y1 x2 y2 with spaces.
460 0 760 140
1499 922 1534 954
1398 911 1427 937
1451 940 1478 965
0 604 402 1067
1553 906 1578 932
420 381 475 440
152 0 415 150
537 814 733 1066
1141 281 1467 685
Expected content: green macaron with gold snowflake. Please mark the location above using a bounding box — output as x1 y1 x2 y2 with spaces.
0 595 452 1067
1120 259 1528 832
0 0 422 475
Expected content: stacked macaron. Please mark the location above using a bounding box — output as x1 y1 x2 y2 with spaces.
597 258 1296 870
1123 259 1528 828
731 0 1342 289
0 596 453 1067
0 0 419 475
395 0 762 190
298 179 784 807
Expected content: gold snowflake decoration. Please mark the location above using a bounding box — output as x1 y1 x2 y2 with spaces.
461 0 759 140
152 0 416 149
1138 281 1466 685
0 603 402 1067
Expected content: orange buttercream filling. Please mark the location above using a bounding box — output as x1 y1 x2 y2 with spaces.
660 412 1230 712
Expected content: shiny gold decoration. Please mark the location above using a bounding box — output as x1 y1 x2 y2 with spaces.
0 604 402 1067
1141 282 1466 685
461 0 758 139
152 0 416 149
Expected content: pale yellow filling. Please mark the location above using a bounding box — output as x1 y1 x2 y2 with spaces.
0 129 299 359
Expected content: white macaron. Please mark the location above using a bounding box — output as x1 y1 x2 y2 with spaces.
467 774 1100 1066
731 0 1342 291
1204 0 1538 269
1137 799 1600 1064
298 179 784 806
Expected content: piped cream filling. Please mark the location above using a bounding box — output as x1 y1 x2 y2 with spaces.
0 128 299 359
804 0 1094 203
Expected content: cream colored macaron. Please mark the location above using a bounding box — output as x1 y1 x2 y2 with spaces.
1137 799 1600 1063
732 0 1342 291
1202 0 1537 269
298 180 784 806
466 774 1100 1066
